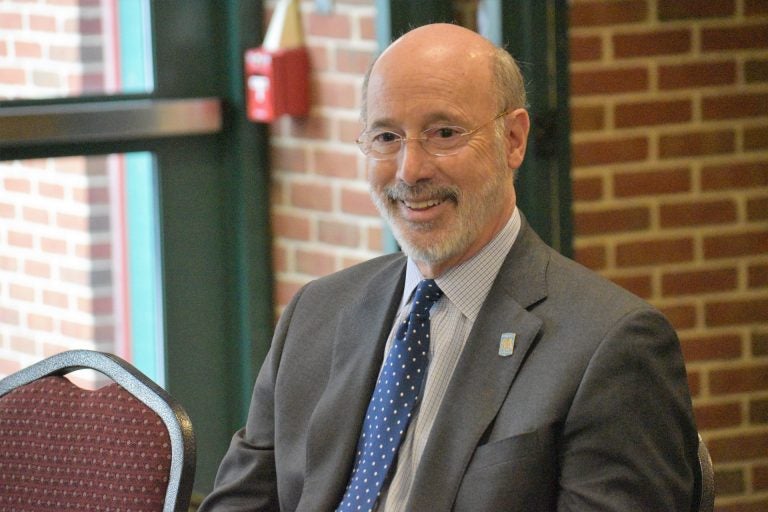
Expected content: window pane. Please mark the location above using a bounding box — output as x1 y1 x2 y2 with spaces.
0 153 164 384
0 0 153 100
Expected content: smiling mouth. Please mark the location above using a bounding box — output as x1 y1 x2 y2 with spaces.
403 198 443 210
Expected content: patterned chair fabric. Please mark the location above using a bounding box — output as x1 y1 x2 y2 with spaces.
0 350 195 512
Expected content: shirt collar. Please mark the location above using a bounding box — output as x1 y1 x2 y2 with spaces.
402 207 521 320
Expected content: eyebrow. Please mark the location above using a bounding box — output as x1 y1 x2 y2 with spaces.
367 112 467 131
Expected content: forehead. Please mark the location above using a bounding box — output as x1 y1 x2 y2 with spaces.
365 46 496 125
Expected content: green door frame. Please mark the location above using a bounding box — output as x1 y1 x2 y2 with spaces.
374 0 573 256
0 0 272 495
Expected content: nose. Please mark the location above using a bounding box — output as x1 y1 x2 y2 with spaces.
395 138 435 186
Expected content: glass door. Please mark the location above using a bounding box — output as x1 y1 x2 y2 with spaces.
1 0 273 496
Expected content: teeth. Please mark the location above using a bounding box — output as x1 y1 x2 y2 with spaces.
404 198 442 209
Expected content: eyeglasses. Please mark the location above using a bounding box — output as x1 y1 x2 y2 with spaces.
356 111 509 161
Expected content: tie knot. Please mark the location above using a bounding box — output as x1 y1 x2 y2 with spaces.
411 279 443 317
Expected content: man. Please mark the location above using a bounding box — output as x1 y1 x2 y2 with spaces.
200 23 698 511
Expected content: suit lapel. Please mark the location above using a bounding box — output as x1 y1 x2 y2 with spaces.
407 222 550 511
297 256 407 511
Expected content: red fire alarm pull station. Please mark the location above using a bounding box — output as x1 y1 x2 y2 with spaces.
245 0 310 122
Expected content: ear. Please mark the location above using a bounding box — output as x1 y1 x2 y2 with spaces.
504 108 530 170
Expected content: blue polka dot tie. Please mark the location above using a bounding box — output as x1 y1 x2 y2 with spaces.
336 279 443 512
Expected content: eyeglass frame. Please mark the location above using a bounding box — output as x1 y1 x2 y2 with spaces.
355 110 510 161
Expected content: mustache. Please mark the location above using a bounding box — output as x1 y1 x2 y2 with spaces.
384 182 460 203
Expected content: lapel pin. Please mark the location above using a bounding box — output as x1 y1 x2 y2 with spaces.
498 332 516 357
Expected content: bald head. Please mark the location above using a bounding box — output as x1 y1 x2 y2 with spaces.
361 23 526 123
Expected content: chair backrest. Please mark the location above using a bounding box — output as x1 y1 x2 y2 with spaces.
695 433 715 512
0 350 195 512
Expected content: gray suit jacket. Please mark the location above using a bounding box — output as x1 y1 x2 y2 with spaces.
200 220 698 511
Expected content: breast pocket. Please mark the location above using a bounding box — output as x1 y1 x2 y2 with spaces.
452 427 558 512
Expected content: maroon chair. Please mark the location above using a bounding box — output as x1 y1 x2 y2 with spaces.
0 350 195 512
696 434 715 512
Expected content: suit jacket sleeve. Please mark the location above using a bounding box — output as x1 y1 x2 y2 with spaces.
556 307 697 511
197 290 302 512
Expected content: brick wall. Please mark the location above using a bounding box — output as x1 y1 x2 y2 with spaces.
0 0 116 375
273 0 768 508
570 1 768 509
268 0 381 312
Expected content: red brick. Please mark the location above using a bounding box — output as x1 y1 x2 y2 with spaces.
713 468 747 496
702 23 768 51
308 44 331 73
0 68 26 85
0 12 22 29
10 284 34 302
314 149 358 179
754 465 768 491
41 237 67 254
316 78 358 109
706 297 768 327
28 313 53 332
570 67 648 96
573 244 607 270
340 118 365 145
572 136 648 167
276 279 303 309
306 12 351 39
4 177 31 193
703 93 768 120
752 398 768 424
746 0 768 15
367 225 383 252
748 197 768 221
616 237 694 267
608 274 652 299
570 0 648 27
746 59 768 83
614 167 691 197
663 267 738 296
572 176 603 202
709 432 768 464
710 364 768 394
272 212 311 241
318 219 360 247
39 182 65 199
659 130 735 159
359 14 376 41
574 206 650 235
14 40 42 58
658 60 737 90
704 230 768 259
754 332 768 356
659 303 697 330
272 145 308 173
702 161 768 190
290 182 333 212
340 188 377 216
336 48 374 74
681 333 743 362
750 264 768 288
570 104 605 132
289 115 332 140
614 99 692 128
658 0 735 20
0 202 16 218
296 249 336 277
8 231 33 248
570 35 603 62
22 206 48 224
613 29 691 58
745 125 768 151
43 290 69 309
659 199 737 228
0 307 20 326
694 402 743 430
56 212 88 231
29 14 56 32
